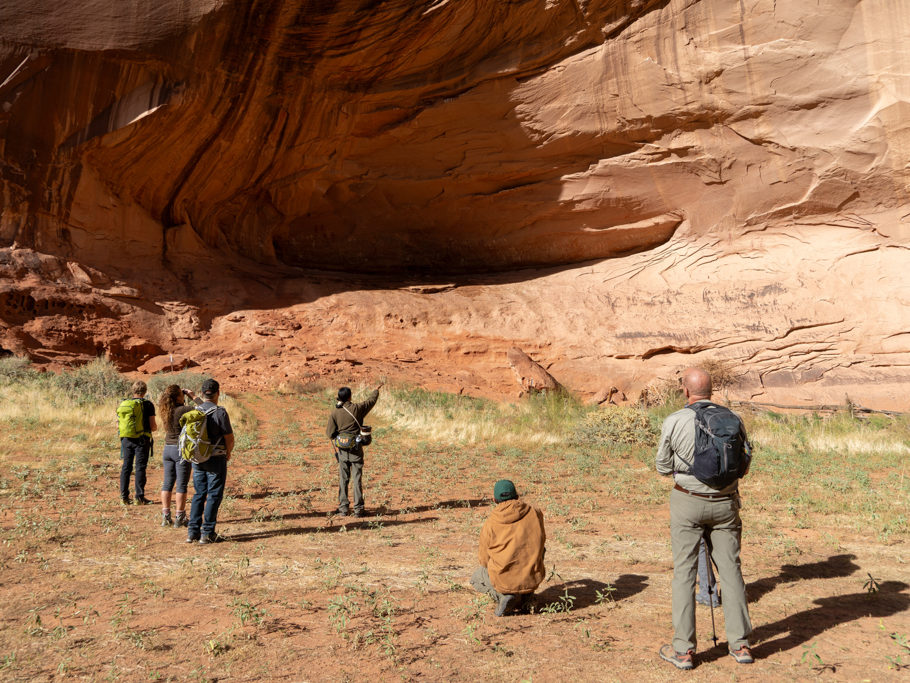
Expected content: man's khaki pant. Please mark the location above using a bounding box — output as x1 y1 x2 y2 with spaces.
670 487 752 652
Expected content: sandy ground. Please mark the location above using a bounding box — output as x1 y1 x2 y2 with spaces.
0 391 907 681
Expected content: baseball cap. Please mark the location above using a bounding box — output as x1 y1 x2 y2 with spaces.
494 479 518 502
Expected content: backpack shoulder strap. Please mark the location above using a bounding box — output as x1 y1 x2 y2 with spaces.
342 405 362 429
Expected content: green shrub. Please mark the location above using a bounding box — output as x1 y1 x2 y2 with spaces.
573 405 658 448
51 357 130 406
0 356 39 384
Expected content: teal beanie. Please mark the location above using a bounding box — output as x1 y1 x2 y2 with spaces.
494 479 518 503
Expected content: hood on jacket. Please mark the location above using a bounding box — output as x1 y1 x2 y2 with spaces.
489 499 531 525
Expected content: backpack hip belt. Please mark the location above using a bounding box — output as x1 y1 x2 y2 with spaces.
673 483 737 500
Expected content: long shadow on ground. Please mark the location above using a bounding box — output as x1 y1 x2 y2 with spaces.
224 509 328 524
747 554 860 603
697 580 910 665
224 498 488 524
226 516 439 542
375 499 489 515
536 574 649 611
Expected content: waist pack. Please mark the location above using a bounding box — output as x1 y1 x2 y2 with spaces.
117 398 147 438
178 405 220 464
333 432 358 450
688 402 751 489
333 407 372 450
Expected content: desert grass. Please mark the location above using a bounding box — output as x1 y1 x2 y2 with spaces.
0 359 257 465
371 384 587 447
0 360 908 680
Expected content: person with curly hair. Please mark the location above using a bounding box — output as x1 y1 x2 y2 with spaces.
157 384 201 527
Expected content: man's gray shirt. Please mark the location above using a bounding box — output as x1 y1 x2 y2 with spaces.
655 399 740 495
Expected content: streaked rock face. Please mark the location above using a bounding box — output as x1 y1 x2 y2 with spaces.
1 0 908 406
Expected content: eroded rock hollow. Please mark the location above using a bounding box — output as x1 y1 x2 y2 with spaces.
1 0 909 407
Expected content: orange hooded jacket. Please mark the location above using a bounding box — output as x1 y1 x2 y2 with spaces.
478 499 546 594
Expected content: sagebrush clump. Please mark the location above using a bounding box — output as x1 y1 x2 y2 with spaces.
573 405 658 448
52 357 130 405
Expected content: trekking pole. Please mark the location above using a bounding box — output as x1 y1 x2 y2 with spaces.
702 533 719 648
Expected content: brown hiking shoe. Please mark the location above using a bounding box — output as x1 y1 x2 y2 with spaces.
729 645 754 664
659 644 694 670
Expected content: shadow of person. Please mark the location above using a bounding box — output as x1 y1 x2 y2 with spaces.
375 499 488 515
224 509 328 524
535 575 649 611
613 574 650 601
698 580 910 663
747 554 860 603
226 515 439 542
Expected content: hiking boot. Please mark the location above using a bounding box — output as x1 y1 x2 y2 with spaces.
729 646 754 664
133 496 153 506
659 644 695 670
199 532 225 545
120 497 131 506
495 594 519 617
516 593 533 614
186 534 200 543
161 510 173 527
173 512 188 528
352 509 367 518
336 507 349 516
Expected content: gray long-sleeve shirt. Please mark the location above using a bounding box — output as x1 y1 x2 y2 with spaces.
655 400 740 495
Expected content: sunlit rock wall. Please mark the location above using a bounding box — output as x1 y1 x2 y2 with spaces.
0 0 908 405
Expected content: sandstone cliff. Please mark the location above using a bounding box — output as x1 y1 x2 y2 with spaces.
1 0 908 408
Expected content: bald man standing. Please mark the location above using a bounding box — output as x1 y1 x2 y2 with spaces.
656 368 754 670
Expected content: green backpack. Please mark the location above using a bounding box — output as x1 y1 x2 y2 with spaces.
117 398 147 438
178 405 219 464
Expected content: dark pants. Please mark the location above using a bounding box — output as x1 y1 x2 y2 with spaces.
188 456 227 537
120 437 151 499
161 444 191 493
337 449 364 512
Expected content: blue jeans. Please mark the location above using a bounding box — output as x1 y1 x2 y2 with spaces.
120 437 151 499
188 456 227 537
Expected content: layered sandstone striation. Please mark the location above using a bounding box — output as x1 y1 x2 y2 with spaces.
1 0 908 407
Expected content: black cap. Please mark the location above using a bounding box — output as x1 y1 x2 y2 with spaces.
337 387 352 402
201 378 220 396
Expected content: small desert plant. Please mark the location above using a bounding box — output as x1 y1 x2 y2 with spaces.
697 358 739 391
638 377 681 407
573 405 658 448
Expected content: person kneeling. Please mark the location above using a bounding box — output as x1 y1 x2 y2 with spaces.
471 480 546 616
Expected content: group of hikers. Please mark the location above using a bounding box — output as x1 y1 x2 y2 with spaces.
117 378 233 544
118 366 755 669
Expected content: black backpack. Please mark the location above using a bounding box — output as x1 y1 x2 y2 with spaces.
688 402 751 489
